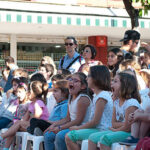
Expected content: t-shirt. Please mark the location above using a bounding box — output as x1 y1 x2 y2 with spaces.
114 98 141 122
28 100 49 120
58 52 85 74
89 91 113 131
16 101 31 119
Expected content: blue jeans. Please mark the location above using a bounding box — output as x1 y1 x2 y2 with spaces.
44 129 70 150
0 117 11 129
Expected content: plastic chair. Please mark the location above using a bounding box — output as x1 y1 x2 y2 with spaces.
24 134 44 150
81 140 100 150
0 128 8 133
15 132 30 150
81 140 88 150
111 143 136 150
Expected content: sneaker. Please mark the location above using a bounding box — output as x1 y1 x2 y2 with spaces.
34 127 43 136
119 136 139 146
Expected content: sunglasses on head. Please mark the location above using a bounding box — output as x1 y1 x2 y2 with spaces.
64 43 74 46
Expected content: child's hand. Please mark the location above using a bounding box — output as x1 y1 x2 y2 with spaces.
49 124 56 130
50 127 60 134
109 127 117 131
44 126 52 134
141 42 150 51
69 126 79 131
133 109 144 122
111 93 118 101
6 89 13 99
128 113 134 123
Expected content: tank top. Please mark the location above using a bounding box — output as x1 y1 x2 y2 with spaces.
68 93 92 125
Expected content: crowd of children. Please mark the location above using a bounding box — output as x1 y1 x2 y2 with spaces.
0 32 149 150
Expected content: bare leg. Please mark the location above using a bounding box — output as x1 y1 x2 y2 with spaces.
65 135 80 150
130 109 145 138
139 107 150 139
4 136 15 148
131 121 141 138
100 144 110 150
88 140 98 150
1 120 22 139
139 122 150 139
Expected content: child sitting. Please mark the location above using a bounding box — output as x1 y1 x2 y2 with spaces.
13 78 30 123
119 87 150 146
27 80 69 135
0 77 21 129
66 65 113 150
0 81 49 150
90 72 141 150
44 72 92 150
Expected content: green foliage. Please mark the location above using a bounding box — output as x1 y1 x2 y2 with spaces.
132 0 150 16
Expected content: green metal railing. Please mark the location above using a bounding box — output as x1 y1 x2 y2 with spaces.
0 52 65 74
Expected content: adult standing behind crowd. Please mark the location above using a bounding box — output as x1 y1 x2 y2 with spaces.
4 56 18 93
58 36 85 74
120 30 140 59
78 45 102 75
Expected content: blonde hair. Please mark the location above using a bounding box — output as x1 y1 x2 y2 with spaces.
119 59 141 72
139 69 150 87
41 56 57 74
13 68 28 78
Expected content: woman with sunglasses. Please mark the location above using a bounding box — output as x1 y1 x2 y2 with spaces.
78 45 102 75
58 36 85 74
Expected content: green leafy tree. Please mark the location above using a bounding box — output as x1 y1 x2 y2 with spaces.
123 0 150 29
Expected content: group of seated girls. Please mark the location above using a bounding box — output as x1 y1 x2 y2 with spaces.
0 64 149 150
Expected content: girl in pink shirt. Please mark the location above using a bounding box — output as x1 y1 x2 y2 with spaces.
0 81 49 150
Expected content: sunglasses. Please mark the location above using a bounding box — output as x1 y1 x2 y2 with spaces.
64 43 74 46
133 41 139 45
83 49 90 53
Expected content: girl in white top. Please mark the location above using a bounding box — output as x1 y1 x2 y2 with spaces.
66 65 113 150
94 72 141 150
44 72 92 150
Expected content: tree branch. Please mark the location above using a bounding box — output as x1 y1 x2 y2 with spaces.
123 0 139 29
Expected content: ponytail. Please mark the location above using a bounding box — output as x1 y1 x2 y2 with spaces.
30 81 48 104
42 83 48 103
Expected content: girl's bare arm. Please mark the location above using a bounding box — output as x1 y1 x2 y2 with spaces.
74 98 107 129
112 107 124 128
114 106 138 132
33 102 43 118
60 96 90 130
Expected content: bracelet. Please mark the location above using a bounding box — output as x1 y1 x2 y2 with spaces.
58 126 62 131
